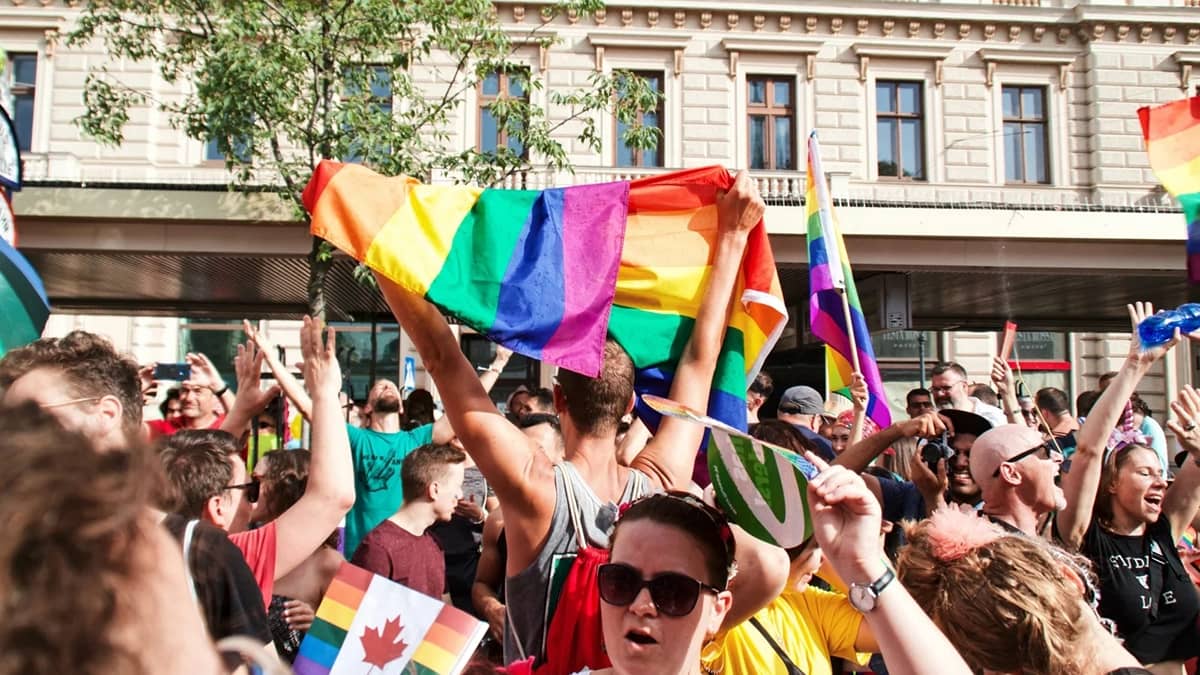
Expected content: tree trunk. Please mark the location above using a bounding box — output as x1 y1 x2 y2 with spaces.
307 234 333 321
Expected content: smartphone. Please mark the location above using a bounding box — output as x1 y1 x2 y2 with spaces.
153 362 192 382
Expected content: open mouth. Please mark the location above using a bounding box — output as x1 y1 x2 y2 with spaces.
1145 494 1164 508
626 630 658 646
951 470 973 484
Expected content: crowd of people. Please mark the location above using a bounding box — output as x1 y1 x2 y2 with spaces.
2 175 1200 675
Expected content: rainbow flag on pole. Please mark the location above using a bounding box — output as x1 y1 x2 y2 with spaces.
305 163 788 449
294 562 487 675
1138 96 1200 283
805 132 891 430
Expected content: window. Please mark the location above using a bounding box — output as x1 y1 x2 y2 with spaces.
179 320 244 388
461 333 539 407
343 65 393 163
747 76 794 170
205 133 251 162
478 70 528 157
876 81 924 180
616 70 664 168
1002 86 1049 184
7 53 36 153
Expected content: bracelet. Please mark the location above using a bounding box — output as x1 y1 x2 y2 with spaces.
212 385 229 397
485 365 503 374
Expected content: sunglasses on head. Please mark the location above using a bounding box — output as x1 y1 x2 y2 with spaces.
993 441 1062 477
225 478 260 503
598 562 721 617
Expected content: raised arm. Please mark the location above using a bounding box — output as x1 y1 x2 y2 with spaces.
806 455 972 675
185 352 237 414
848 373 868 447
632 171 763 490
990 357 1021 426
426 346 513 445
269 317 355 578
1056 302 1177 550
243 321 313 421
835 411 947 473
218 343 282 437
374 275 548 528
1164 386 1200 540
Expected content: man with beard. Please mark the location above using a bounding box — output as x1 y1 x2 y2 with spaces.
243 322 513 557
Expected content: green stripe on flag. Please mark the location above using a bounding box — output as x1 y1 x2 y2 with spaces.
425 189 539 332
306 617 347 649
608 305 746 398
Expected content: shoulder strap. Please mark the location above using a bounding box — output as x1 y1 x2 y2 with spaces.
559 465 589 550
1147 536 1168 621
181 519 200 603
748 616 806 675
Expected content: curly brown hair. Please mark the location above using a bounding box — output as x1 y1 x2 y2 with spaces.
0 331 143 437
0 403 161 675
256 450 339 549
898 516 1100 674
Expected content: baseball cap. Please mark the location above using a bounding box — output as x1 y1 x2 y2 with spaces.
778 385 824 415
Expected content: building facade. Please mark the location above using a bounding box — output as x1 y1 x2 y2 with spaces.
5 0 1199 421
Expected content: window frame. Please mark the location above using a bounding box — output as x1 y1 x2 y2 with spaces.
874 80 926 181
477 68 530 159
7 52 37 154
746 75 796 171
613 69 666 169
1001 84 1051 186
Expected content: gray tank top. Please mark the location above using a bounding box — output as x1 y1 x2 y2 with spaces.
503 461 651 665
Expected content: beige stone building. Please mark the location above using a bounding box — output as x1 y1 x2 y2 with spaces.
3 0 1198 424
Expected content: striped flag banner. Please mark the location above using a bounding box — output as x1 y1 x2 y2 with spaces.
1138 96 1200 282
643 394 818 548
805 132 892 430
294 563 487 675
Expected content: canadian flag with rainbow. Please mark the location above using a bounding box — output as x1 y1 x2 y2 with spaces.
294 562 488 675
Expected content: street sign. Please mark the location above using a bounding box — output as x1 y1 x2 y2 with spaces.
402 355 416 393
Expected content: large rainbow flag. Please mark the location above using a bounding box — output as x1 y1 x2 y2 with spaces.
305 162 788 448
805 132 891 430
294 562 487 675
1139 96 1200 282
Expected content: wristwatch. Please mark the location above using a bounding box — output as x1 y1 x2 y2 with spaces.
848 565 895 613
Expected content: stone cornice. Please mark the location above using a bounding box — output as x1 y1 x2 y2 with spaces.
852 42 955 85
979 48 1080 89
720 36 822 78
587 31 691 75
1173 50 1200 91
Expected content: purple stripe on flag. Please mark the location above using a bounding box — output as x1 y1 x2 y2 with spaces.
540 181 630 375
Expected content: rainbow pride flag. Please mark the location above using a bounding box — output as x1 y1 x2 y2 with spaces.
0 234 49 358
1139 96 1200 283
305 163 788 451
805 132 891 430
294 562 487 675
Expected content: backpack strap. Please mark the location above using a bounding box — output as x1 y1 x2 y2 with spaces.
749 616 806 675
181 519 200 603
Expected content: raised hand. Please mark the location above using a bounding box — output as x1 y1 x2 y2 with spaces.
805 452 886 583
1128 301 1180 368
300 316 341 399
185 352 226 392
903 410 951 440
849 372 868 411
231 341 281 416
242 319 277 356
990 356 1014 397
1168 385 1200 458
716 170 766 235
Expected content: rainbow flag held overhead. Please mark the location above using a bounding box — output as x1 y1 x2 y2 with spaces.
1138 96 1200 283
805 132 891 430
305 163 788 468
294 562 487 675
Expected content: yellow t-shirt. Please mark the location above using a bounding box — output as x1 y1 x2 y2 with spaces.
701 586 871 675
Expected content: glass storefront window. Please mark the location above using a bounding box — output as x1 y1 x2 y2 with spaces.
179 320 243 388
1013 331 1066 361
461 333 539 411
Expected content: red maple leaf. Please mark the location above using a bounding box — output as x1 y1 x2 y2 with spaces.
360 613 410 672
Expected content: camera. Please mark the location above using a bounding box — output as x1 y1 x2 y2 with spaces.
920 433 954 474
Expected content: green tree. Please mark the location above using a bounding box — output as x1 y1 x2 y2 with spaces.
68 0 661 319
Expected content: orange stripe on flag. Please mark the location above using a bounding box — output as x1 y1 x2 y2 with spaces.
323 578 366 610
335 561 376 592
432 605 480 636
308 162 418 262
422 622 469 654
1146 123 1200 169
1139 97 1200 142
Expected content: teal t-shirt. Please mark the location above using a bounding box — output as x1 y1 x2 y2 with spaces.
343 423 434 558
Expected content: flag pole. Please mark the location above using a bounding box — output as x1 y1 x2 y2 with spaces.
837 287 862 374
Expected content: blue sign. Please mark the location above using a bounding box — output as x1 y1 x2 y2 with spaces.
402 356 416 393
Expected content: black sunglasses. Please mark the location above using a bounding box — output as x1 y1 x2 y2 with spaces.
597 562 721 617
993 441 1061 477
225 478 260 503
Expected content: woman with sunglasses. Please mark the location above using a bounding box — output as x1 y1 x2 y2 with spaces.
1056 303 1200 673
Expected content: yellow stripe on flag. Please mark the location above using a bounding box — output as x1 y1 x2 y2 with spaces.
1152 153 1200 196
411 638 457 673
314 598 357 630
364 184 483 296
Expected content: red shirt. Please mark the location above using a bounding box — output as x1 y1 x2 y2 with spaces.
350 519 445 599
146 414 226 438
229 521 278 608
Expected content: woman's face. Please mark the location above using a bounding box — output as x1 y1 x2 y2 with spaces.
1109 447 1168 526
601 519 731 675
249 456 272 524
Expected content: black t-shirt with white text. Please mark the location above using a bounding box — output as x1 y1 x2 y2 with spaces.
1082 516 1200 664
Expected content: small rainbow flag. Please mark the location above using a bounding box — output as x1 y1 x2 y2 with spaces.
294 562 487 675
1138 96 1200 283
805 132 891 430
305 163 788 480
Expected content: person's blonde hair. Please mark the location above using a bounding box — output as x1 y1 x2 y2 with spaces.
898 512 1098 674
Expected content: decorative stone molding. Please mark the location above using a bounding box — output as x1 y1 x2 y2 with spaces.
673 11 685 29
908 21 921 39
507 31 557 72
1058 27 1072 44
646 10 658 28
727 13 739 30
1140 26 1154 43
778 16 791 32
699 12 711 29
1008 25 1021 42
852 42 954 85
1116 25 1130 42
983 24 996 41
1164 27 1177 41
959 23 971 40
856 18 869 36
806 16 818 33
722 36 822 79
588 32 690 76
1033 26 1046 42
512 5 525 23
933 22 946 39
830 17 843 35
882 20 894 37
566 7 578 24
753 15 766 32
593 8 605 25
1189 28 1200 44
44 28 58 58
620 9 633 26
979 48 1078 90
1173 51 1200 90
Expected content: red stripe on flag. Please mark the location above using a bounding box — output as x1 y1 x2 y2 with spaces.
1138 96 1200 142
431 603 480 637
336 562 376 592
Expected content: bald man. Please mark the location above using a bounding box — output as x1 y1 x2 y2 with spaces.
970 424 1067 535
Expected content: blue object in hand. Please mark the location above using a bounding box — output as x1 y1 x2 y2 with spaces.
1138 303 1200 347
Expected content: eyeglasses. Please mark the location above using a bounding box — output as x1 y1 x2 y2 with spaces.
597 562 721 617
225 479 260 503
39 396 103 410
930 382 964 394
993 441 1062 477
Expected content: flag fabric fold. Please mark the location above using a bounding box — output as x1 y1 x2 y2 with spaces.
304 162 788 439
805 133 892 430
0 236 50 358
1138 96 1200 283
